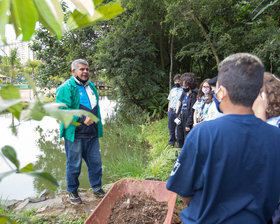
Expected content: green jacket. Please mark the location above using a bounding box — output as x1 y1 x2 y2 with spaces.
56 76 103 142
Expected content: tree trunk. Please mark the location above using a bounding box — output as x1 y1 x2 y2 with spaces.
159 23 165 70
187 7 220 67
169 30 174 91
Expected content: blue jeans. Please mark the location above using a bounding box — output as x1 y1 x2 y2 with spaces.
65 137 102 193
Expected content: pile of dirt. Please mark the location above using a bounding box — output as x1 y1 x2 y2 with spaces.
108 194 168 224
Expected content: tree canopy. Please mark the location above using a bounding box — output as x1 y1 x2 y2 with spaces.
30 0 280 116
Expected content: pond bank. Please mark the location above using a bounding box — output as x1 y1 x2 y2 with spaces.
1 116 182 223
2 189 102 223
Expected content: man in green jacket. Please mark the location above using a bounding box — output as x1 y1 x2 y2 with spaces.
56 59 104 204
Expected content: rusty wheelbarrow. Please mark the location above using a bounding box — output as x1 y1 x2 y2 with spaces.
85 178 177 224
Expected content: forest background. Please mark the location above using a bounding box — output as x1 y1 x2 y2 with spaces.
28 0 280 118
0 0 280 222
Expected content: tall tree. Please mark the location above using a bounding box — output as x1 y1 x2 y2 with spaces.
95 0 169 115
30 25 100 88
0 48 22 83
25 59 42 78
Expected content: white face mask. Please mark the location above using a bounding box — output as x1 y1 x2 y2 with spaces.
213 87 223 113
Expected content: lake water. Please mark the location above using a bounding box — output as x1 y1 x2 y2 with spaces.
0 96 116 200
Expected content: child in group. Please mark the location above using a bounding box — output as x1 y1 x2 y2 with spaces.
167 74 183 146
167 53 280 224
253 72 280 126
252 72 280 224
175 73 197 148
205 76 223 121
193 78 213 125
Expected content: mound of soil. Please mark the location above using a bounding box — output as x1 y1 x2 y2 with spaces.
108 194 168 224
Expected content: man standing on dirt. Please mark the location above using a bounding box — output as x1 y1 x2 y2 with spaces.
56 59 105 204
167 53 280 223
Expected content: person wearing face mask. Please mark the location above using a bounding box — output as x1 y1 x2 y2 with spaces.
205 76 223 121
193 78 213 125
167 74 183 146
175 73 197 148
252 72 280 224
56 59 105 204
167 53 280 224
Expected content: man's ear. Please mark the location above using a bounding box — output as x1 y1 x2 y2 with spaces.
72 69 75 76
219 85 228 100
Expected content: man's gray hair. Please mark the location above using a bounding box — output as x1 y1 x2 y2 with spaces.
71 59 89 70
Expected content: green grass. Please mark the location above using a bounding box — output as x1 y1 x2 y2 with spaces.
101 116 178 183
100 117 148 184
140 117 180 181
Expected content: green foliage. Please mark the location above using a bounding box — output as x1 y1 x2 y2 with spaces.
0 86 22 119
0 1 124 223
30 25 101 89
101 115 178 182
163 0 280 80
0 145 59 190
252 0 280 20
0 49 23 83
104 149 146 180
0 0 124 42
100 116 148 183
140 117 178 181
95 0 169 115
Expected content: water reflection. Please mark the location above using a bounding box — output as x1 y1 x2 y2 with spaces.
32 126 93 194
0 96 116 200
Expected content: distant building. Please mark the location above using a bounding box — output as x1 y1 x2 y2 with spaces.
0 74 10 83
0 40 34 64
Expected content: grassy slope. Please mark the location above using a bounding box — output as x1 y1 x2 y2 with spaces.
141 117 178 181
100 116 178 183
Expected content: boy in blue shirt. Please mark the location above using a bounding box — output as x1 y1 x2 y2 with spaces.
167 53 280 224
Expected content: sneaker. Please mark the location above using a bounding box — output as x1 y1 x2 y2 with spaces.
68 191 82 204
93 188 106 197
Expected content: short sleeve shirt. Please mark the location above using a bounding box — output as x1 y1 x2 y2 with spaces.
168 87 183 109
167 114 280 224
205 101 223 121
267 115 280 128
193 97 213 122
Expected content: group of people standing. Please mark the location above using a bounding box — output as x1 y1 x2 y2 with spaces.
167 73 222 148
166 53 280 224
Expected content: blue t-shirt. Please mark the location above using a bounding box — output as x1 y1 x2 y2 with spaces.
77 85 91 109
167 114 280 224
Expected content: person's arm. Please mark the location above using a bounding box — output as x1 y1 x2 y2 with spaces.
176 92 184 115
186 94 197 129
168 101 171 112
176 101 181 115
193 110 198 126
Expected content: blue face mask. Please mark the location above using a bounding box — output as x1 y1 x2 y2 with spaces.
213 88 223 113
